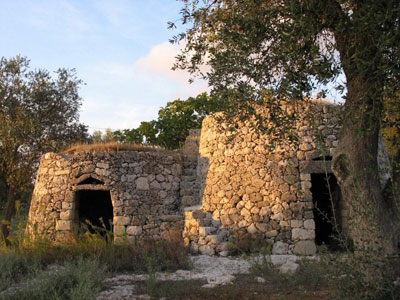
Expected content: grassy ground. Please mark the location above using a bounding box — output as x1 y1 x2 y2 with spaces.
0 217 398 300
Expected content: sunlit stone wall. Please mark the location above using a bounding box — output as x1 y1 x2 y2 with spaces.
183 103 342 255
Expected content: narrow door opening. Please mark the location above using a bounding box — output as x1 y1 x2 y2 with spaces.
310 173 340 246
76 190 113 235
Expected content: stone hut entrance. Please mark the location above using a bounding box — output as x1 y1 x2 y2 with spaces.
76 190 113 234
310 173 340 246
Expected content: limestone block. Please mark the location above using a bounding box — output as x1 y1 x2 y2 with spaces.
272 204 283 214
265 230 278 237
55 170 69 176
156 174 165 182
126 226 142 236
290 220 303 228
270 212 283 221
60 210 73 220
135 177 149 190
199 245 215 255
96 162 109 169
220 215 231 226
247 223 258 234
255 223 268 233
292 228 315 240
205 234 221 244
150 180 161 190
272 241 289 254
56 220 73 231
252 178 265 189
95 168 110 177
279 261 300 274
240 208 251 217
114 216 131 226
300 173 311 181
62 202 74 210
293 240 317 255
304 219 315 230
238 220 248 228
158 190 168 199
114 225 126 237
259 207 270 216
250 207 260 215
199 226 215 237
182 195 197 206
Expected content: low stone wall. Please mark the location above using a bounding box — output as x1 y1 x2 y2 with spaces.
183 103 342 255
27 150 183 243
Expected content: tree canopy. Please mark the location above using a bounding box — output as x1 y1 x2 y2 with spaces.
172 0 400 252
0 55 88 239
113 92 220 149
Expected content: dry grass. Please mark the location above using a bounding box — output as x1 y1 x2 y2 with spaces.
63 142 178 155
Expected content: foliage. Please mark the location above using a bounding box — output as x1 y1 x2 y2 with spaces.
113 92 220 149
0 56 88 240
0 219 191 299
90 128 114 144
171 0 400 253
155 92 220 149
1 258 106 300
382 92 400 159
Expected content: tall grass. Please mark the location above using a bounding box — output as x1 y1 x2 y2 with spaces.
0 222 190 299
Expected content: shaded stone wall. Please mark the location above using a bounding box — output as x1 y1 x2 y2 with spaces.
27 150 183 242
183 103 342 255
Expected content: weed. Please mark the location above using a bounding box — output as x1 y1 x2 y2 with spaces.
1 257 107 300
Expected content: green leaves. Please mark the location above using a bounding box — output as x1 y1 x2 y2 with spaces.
113 93 220 149
0 56 88 192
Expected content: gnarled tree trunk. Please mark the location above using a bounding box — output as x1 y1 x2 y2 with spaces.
332 76 399 254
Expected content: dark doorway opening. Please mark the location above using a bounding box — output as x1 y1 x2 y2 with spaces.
76 190 113 235
310 173 340 246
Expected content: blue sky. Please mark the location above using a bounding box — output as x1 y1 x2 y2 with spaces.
0 0 208 132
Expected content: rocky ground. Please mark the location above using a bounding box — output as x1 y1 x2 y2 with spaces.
97 254 316 300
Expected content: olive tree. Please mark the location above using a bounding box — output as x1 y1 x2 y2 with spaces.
172 0 400 253
0 56 88 240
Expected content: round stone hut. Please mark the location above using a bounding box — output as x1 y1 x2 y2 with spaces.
183 102 345 255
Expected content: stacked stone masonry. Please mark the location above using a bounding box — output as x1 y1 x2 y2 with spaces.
27 103 345 256
27 151 183 243
184 103 343 255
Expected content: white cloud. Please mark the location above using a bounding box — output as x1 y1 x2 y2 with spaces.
79 42 211 131
136 42 208 91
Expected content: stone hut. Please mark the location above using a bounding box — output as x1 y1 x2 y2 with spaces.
183 102 344 256
27 102 345 255
27 149 184 243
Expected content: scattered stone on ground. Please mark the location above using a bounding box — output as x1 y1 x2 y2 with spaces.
97 254 318 299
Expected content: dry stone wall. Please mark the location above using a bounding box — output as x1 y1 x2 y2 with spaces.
183 103 342 255
28 102 345 256
27 150 183 243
